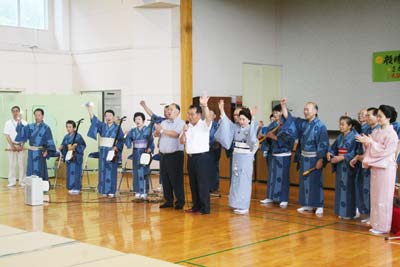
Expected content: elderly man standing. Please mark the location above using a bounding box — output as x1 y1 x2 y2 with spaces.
155 103 185 209
180 95 212 214
3 106 27 187
281 99 329 216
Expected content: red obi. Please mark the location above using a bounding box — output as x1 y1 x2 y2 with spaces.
338 148 348 156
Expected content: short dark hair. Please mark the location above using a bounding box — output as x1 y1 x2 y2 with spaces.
134 112 145 122
164 105 169 109
339 116 352 126
239 107 252 122
34 108 44 115
269 113 274 119
66 120 76 128
11 106 20 112
272 104 282 112
378 105 398 123
367 107 378 116
189 105 202 114
104 109 115 116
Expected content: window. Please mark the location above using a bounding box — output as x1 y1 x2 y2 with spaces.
0 0 48 30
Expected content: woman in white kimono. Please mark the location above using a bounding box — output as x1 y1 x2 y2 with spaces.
356 105 398 235
215 100 258 215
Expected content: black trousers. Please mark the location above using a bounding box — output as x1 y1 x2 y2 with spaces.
187 152 210 214
161 151 185 206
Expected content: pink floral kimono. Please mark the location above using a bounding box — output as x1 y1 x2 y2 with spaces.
362 125 398 233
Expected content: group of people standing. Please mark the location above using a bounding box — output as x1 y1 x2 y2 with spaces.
3 97 400 234
257 100 399 235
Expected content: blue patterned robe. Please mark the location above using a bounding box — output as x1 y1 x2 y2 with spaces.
293 114 329 208
354 124 379 215
266 116 297 203
260 121 278 159
60 133 86 191
209 120 221 191
330 130 357 217
125 125 154 194
215 116 258 210
87 115 124 195
15 122 56 181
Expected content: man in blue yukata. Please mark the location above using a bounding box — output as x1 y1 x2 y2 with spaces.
15 108 56 182
281 98 329 216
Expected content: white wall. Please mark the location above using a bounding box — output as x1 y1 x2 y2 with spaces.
192 0 279 97
278 0 400 129
70 0 181 126
0 0 73 94
0 50 72 93
192 0 400 129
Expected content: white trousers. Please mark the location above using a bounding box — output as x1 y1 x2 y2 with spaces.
7 150 26 185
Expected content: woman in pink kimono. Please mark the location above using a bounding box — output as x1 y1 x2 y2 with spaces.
356 105 398 234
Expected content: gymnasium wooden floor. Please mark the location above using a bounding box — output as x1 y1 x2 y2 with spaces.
0 176 399 267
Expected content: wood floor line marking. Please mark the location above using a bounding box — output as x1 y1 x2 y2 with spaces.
181 261 208 267
174 222 338 264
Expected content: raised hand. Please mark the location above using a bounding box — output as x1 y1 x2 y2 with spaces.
280 98 287 106
218 100 225 112
251 105 258 117
140 100 146 107
199 94 209 107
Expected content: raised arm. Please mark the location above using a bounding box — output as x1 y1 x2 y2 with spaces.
280 98 288 119
140 100 155 117
200 94 212 127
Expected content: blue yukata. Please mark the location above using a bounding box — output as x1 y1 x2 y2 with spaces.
293 114 329 208
266 117 297 203
330 129 357 218
125 125 154 194
87 115 124 195
360 123 369 135
15 122 56 181
60 132 87 191
209 120 221 192
354 124 379 215
215 116 258 210
260 121 278 160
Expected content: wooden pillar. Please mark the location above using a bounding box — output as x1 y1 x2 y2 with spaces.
180 0 192 121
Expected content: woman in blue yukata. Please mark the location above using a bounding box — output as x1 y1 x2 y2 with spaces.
87 106 124 198
125 112 154 200
327 116 358 219
215 100 258 215
260 102 297 208
59 120 86 195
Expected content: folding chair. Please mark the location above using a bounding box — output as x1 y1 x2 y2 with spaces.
82 152 99 191
118 154 133 194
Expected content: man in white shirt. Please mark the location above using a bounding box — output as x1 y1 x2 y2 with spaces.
3 106 27 187
180 95 212 214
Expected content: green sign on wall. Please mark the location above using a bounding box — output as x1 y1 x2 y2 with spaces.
372 50 400 82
